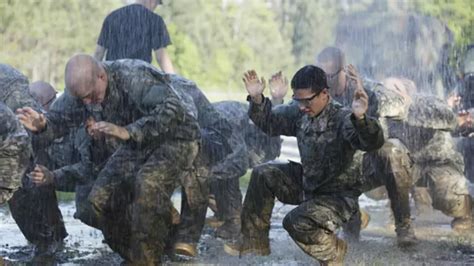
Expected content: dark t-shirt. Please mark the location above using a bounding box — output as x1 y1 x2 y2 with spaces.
97 4 171 63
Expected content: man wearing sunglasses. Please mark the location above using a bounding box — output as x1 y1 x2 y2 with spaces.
225 65 384 265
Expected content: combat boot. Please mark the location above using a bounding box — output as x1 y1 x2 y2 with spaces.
216 218 241 240
451 195 473 233
174 242 197 257
318 238 347 266
395 220 417 247
223 235 270 256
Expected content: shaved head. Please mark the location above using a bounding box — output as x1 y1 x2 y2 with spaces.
29 81 57 110
65 54 107 104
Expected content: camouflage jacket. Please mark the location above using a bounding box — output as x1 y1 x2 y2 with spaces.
42 60 200 145
0 64 42 112
214 101 281 170
0 103 32 203
249 97 384 197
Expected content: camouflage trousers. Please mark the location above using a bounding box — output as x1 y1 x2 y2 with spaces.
8 182 67 246
0 188 15 205
350 139 413 236
241 161 358 262
364 140 470 219
209 175 242 224
87 140 199 264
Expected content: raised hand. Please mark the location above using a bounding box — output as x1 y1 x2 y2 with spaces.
16 107 46 132
243 70 266 103
269 71 288 103
346 64 363 92
352 86 369 119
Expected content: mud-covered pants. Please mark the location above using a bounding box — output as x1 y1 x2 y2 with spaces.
241 161 358 262
8 181 67 247
345 139 413 237
87 140 199 264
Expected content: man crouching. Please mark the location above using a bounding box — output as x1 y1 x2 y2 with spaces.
225 65 384 265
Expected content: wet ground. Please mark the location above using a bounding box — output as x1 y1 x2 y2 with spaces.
2 137 474 265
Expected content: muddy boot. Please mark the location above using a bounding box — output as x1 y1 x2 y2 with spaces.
174 242 197 257
223 235 270 256
342 210 362 242
32 240 64 264
395 220 417 247
412 187 432 215
451 195 473 233
318 238 347 266
216 218 241 240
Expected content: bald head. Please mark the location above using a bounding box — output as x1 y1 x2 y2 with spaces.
29 81 57 110
65 54 107 104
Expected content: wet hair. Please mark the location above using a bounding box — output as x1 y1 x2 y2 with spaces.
291 65 328 94
316 46 345 72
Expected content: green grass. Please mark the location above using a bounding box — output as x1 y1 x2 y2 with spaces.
56 191 75 202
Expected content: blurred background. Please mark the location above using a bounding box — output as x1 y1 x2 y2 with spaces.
0 0 472 98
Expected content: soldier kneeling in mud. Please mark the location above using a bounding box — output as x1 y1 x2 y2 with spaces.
0 103 32 263
224 65 384 265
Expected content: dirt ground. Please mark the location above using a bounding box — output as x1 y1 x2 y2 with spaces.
1 193 474 266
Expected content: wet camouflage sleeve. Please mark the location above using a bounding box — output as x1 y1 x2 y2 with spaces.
343 114 385 152
41 92 87 142
210 129 249 180
248 96 302 137
167 80 244 180
105 61 200 143
52 128 94 189
0 64 42 112
170 76 233 138
0 104 32 204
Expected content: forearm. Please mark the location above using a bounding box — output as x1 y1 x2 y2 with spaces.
348 114 385 151
94 45 106 61
155 48 175 74
248 96 296 136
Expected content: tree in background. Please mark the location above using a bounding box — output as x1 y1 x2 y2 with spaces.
0 0 121 88
0 0 472 93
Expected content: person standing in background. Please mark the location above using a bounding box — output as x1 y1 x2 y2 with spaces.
94 0 175 73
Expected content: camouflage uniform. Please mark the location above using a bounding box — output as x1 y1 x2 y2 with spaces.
40 60 200 264
167 75 234 247
209 101 281 237
0 64 67 253
388 94 471 221
0 103 31 204
242 97 383 262
333 79 414 241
